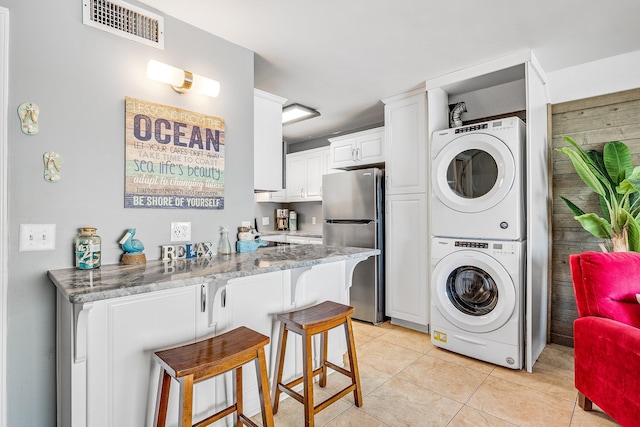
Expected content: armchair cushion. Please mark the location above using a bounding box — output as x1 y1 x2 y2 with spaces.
569 251 640 327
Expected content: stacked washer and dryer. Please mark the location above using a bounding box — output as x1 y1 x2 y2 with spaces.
430 117 526 369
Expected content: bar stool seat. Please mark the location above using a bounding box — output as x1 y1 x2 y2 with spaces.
153 326 274 427
272 300 362 427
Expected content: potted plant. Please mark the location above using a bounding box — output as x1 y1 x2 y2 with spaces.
556 136 640 252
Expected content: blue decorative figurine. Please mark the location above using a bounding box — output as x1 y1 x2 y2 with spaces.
119 228 146 265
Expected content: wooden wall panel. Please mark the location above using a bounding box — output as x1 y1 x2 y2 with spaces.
550 88 640 346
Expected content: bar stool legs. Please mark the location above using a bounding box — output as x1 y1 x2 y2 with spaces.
153 326 274 427
271 301 363 427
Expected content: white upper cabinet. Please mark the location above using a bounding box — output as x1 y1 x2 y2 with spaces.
382 89 427 195
328 127 384 169
254 89 287 191
286 147 330 202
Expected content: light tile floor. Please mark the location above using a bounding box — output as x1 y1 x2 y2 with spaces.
258 320 620 427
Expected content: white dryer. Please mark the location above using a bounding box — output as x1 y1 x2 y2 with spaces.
431 117 526 240
430 237 525 369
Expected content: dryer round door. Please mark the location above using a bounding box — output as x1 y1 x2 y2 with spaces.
432 133 515 213
432 250 516 333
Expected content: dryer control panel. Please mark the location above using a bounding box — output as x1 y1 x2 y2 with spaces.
454 241 488 249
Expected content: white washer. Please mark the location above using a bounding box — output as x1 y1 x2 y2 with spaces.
430 237 525 369
431 116 526 240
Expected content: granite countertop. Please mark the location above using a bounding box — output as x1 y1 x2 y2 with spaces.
49 244 378 304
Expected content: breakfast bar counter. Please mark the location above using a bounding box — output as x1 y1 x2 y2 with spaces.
50 244 377 427
49 244 378 304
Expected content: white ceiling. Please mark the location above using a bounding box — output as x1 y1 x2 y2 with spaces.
138 0 640 144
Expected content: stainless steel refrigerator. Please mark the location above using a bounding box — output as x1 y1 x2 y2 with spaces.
322 168 385 324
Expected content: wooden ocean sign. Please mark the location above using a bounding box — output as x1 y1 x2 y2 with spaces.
124 97 225 210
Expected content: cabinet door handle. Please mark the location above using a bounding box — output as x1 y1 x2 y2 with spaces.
300 187 305 198
356 147 360 160
351 148 356 162
201 284 206 313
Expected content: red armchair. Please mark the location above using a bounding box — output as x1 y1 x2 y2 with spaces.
570 251 640 426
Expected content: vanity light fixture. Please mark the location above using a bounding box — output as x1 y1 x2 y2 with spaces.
146 59 220 98
282 103 320 125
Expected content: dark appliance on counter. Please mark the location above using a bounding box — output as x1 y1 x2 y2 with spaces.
275 208 289 231
322 168 385 324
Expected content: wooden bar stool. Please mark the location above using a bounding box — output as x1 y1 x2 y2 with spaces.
153 326 274 427
272 301 362 426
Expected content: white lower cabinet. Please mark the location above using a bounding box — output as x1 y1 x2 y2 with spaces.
217 271 288 418
385 194 429 329
286 236 322 245
79 285 218 427
292 263 349 379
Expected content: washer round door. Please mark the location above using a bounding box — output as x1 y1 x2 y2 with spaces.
432 250 516 333
432 133 515 213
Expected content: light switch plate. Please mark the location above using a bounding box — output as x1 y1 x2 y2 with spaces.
262 217 270 226
19 224 56 251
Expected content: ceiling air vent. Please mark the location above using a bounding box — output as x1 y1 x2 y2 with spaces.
82 0 164 49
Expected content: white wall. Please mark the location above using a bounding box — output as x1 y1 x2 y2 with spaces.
3 0 254 425
547 49 640 104
448 79 526 122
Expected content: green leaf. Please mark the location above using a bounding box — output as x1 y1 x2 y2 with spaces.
627 216 640 252
574 213 612 239
587 149 609 181
559 196 585 217
556 147 607 197
618 176 640 194
604 141 633 184
599 196 611 223
562 136 591 161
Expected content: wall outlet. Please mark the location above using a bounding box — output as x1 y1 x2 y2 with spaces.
312 217 316 225
171 222 191 242
262 217 270 226
19 224 56 251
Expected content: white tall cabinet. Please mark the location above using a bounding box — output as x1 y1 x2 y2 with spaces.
254 89 286 191
382 88 429 332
